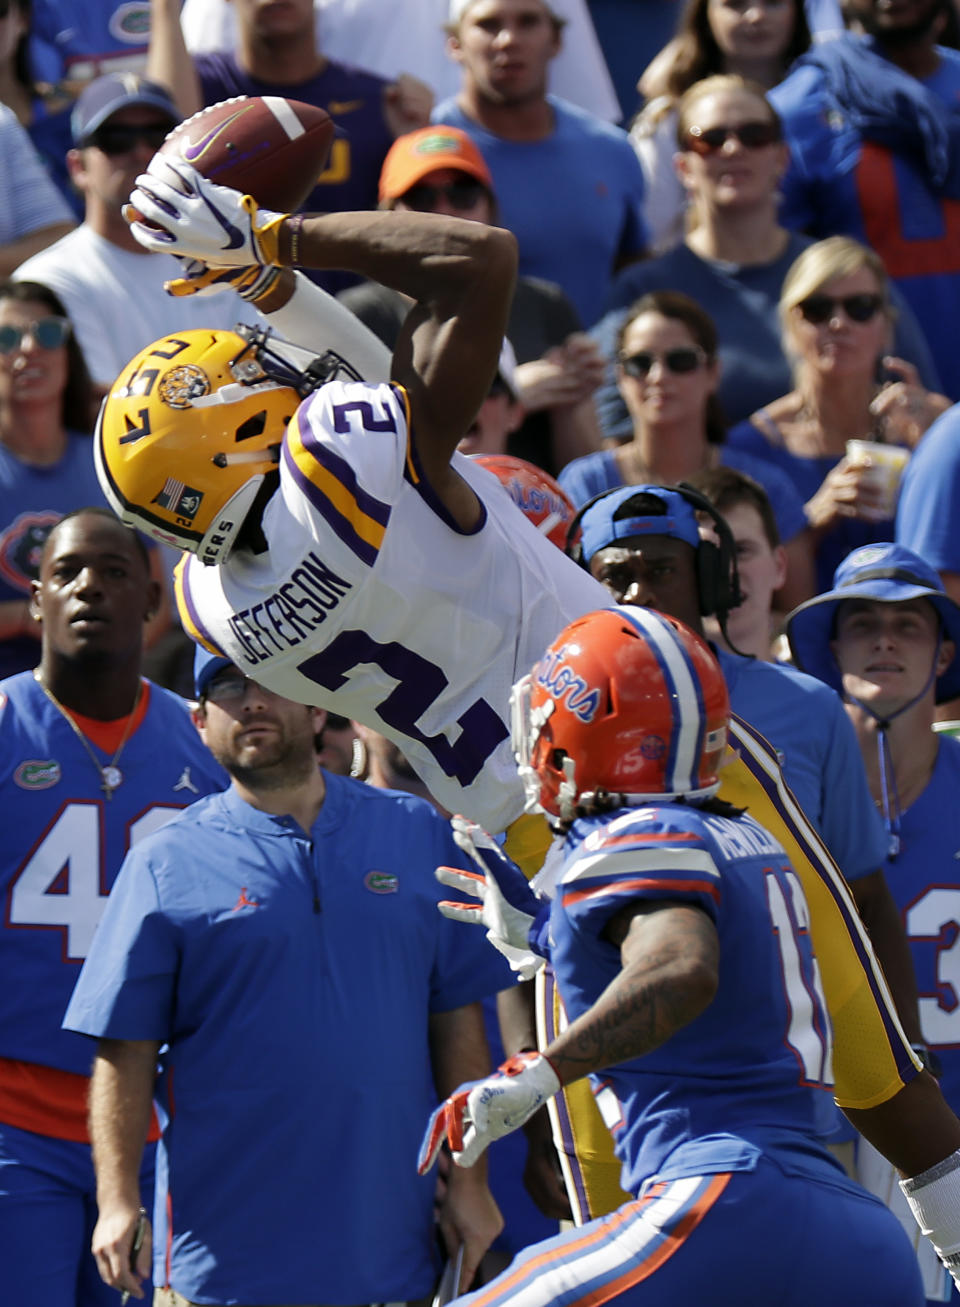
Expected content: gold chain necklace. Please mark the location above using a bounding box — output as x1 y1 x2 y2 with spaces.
33 670 143 799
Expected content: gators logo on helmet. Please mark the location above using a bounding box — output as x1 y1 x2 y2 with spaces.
511 606 729 821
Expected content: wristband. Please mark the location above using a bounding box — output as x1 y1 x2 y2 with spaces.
288 214 304 267
911 1042 943 1079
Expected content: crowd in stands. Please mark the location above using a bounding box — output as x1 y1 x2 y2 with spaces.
4 0 960 1303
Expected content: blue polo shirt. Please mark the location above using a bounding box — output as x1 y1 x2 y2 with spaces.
64 774 512 1305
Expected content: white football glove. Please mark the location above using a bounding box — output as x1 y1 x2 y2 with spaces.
436 816 547 980
901 1149 960 1290
418 1052 561 1173
125 157 287 267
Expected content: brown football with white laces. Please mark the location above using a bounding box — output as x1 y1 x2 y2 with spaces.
156 95 334 211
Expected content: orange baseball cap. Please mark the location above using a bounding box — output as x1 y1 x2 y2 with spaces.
378 126 493 203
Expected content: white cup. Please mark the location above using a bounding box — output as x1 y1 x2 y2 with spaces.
845 439 910 519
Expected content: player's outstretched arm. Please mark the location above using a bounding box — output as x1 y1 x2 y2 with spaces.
89 1038 161 1301
128 162 516 515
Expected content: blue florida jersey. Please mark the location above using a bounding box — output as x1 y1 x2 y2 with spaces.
0 672 226 1075
770 42 960 397
882 736 960 1114
175 379 609 834
550 801 836 1195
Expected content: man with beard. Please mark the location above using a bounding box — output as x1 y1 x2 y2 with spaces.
769 0 960 397
64 650 509 1307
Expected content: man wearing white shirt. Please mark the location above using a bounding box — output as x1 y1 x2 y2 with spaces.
178 0 622 121
13 73 250 396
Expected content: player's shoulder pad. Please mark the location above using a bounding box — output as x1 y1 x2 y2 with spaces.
562 803 715 885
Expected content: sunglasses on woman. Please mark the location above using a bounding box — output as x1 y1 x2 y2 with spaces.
796 293 884 324
621 347 706 378
684 121 781 155
0 317 72 353
401 178 489 212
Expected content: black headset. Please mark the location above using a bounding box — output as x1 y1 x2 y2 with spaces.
565 481 743 619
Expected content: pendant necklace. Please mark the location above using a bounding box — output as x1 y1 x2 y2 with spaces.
33 670 142 799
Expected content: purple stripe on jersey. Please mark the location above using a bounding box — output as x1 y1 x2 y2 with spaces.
402 410 489 538
729 711 917 1085
281 441 381 568
294 401 392 530
180 560 227 658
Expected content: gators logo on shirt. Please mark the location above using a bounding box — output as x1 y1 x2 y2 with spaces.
364 870 399 894
14 759 61 789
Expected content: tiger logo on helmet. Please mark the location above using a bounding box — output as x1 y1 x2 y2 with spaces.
95 328 302 566
510 606 729 822
471 454 576 551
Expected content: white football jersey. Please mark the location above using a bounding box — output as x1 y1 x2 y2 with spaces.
176 380 609 832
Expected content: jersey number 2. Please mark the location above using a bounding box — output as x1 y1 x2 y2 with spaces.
298 629 508 786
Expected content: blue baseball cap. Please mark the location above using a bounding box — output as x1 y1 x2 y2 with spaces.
193 646 234 700
578 485 701 566
787 542 960 703
71 72 179 147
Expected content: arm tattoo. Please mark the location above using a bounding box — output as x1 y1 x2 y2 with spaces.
547 904 718 1083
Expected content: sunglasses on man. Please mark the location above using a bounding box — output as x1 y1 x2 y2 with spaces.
87 123 173 156
401 177 489 212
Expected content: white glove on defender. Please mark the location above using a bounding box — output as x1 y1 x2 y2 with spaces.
436 816 546 980
901 1149 960 1289
418 1052 561 1173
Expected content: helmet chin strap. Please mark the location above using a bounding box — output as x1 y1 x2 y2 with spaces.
845 635 942 860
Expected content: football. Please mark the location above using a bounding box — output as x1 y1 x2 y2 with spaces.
157 96 334 211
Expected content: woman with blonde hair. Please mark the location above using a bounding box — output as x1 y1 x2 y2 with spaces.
727 236 950 588
631 0 810 253
597 77 938 443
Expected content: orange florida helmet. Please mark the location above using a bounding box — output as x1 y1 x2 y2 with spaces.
94 326 322 566
511 605 729 822
472 454 576 551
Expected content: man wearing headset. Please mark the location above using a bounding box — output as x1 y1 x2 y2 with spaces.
547 482 931 1222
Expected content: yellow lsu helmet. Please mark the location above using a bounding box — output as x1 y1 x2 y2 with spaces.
95 327 302 566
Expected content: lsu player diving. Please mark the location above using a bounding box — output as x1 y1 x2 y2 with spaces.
96 162 960 1209
421 606 926 1307
95 159 607 862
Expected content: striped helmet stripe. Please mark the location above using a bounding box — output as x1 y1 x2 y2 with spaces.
616 607 706 794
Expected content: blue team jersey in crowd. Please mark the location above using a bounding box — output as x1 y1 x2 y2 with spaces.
549 800 836 1195
0 672 226 1076
432 95 647 326
896 402 960 573
64 775 512 1305
770 39 960 398
882 736 960 1113
556 444 809 544
29 1 150 84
